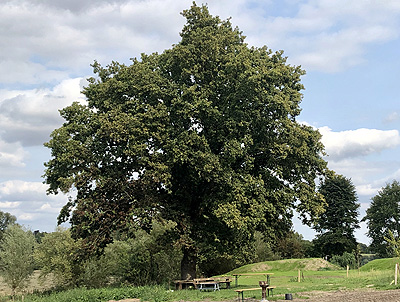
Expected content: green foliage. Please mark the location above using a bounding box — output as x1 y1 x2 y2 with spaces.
330 252 356 269
275 231 310 259
0 210 16 241
363 180 400 257
358 243 370 253
103 220 182 285
313 174 359 257
253 231 280 262
34 227 80 288
0 225 36 296
384 229 400 257
43 3 328 279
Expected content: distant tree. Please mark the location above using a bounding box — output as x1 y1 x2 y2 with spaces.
275 231 308 259
33 230 47 243
330 252 357 269
43 3 328 279
34 227 80 288
253 231 279 262
0 225 36 297
358 243 370 254
313 174 360 258
0 210 16 241
362 180 400 257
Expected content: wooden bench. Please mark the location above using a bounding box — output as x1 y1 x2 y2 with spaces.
235 286 276 301
235 288 261 302
266 286 276 297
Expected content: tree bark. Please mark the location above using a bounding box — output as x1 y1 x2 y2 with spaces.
180 247 197 280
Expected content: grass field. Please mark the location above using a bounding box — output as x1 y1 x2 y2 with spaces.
2 258 400 302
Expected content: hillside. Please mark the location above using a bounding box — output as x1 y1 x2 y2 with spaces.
229 258 339 274
360 257 400 271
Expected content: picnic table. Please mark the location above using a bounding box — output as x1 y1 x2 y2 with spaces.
232 272 273 287
174 276 232 291
174 279 197 290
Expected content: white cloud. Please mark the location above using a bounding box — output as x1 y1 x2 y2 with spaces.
0 180 48 199
0 78 87 147
320 127 400 160
236 0 400 72
0 201 21 209
0 139 27 168
0 180 68 231
356 184 380 196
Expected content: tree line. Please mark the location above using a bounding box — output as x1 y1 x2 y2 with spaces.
1 175 400 296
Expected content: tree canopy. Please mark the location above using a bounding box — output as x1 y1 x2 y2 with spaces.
313 174 359 257
0 210 16 241
44 3 328 279
363 180 400 257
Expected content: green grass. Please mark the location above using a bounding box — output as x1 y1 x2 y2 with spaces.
5 258 400 302
361 257 400 271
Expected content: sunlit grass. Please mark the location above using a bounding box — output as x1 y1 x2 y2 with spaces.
4 258 400 301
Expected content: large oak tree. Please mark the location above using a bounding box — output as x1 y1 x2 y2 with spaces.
44 3 328 279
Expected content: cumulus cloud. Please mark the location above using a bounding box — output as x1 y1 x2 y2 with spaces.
320 127 400 160
0 0 399 87
0 139 27 168
0 78 87 147
0 0 187 85
237 0 400 72
0 180 67 231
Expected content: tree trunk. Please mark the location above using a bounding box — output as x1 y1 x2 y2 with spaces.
180 247 197 280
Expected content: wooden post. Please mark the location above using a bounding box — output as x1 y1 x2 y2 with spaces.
298 269 301 283
395 263 398 285
347 265 349 278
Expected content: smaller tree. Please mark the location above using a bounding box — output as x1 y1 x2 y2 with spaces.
275 231 308 259
384 230 400 258
0 210 16 241
313 174 360 258
0 225 36 297
363 180 400 257
34 227 80 288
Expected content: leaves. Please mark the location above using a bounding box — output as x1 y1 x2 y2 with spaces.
313 174 360 257
43 3 328 275
363 180 400 257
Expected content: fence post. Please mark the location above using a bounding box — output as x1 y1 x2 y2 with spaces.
298 269 301 283
395 263 398 285
347 265 349 278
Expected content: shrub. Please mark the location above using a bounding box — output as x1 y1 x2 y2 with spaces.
34 227 79 288
330 252 356 269
0 225 36 297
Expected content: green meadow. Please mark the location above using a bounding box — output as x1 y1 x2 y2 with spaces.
4 258 400 302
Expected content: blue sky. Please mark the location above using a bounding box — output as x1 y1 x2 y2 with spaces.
1 0 400 244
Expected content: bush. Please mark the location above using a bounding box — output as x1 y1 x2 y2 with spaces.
330 252 356 269
34 227 80 288
0 225 36 296
104 220 182 286
253 231 280 262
